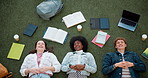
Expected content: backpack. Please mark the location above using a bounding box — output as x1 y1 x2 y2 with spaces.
36 0 63 20
0 63 12 78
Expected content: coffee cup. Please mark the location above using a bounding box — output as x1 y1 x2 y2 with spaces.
142 34 147 41
77 25 82 31
14 34 19 41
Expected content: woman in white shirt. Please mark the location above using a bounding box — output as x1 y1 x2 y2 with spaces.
61 36 97 78
20 40 61 78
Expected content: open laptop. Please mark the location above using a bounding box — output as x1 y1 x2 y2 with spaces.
118 10 140 31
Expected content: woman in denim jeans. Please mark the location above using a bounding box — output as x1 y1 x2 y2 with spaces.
102 37 146 78
61 36 97 78
20 40 61 78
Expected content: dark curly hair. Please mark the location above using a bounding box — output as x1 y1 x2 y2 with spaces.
29 40 53 54
70 36 88 52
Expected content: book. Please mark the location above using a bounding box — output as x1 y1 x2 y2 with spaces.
62 11 86 28
95 31 107 44
141 48 148 59
90 18 100 29
7 43 25 60
90 18 110 29
23 24 38 36
43 27 68 44
100 18 110 29
91 31 110 48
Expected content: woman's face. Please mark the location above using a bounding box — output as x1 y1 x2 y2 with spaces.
74 40 83 51
115 40 127 50
36 40 46 52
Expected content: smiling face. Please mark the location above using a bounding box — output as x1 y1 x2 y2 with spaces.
74 40 83 51
115 40 127 50
36 40 46 52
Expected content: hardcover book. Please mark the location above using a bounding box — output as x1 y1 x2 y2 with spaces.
90 18 110 29
7 43 25 60
62 11 86 28
43 27 68 44
141 48 148 59
100 18 110 29
90 18 100 29
23 24 38 36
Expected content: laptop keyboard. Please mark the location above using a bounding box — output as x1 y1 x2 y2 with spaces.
121 19 136 27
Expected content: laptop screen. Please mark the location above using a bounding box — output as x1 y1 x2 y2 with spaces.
122 10 140 22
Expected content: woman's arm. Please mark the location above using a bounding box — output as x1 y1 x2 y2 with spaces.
50 53 61 72
20 55 30 76
61 52 72 72
38 66 55 73
83 53 97 74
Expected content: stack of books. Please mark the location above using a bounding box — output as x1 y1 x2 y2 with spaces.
91 31 110 48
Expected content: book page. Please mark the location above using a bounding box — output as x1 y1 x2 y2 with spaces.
54 29 68 44
43 27 58 41
72 11 86 24
62 14 76 28
95 31 107 44
62 11 86 28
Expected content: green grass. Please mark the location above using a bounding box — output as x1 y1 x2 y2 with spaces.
0 0 148 78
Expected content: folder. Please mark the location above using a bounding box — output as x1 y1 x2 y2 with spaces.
7 43 25 60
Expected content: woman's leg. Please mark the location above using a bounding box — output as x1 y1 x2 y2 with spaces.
30 74 39 78
30 74 50 78
39 74 51 78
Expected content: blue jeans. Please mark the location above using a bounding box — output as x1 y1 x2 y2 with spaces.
31 74 51 78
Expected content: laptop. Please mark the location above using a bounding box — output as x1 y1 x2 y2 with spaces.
118 10 140 31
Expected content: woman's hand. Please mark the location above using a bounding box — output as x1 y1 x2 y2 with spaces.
39 66 55 73
27 68 40 74
75 64 85 71
70 64 85 71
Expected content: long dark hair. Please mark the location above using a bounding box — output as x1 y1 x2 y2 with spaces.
70 36 88 52
29 40 53 54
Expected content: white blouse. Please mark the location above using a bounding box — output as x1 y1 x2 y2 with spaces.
20 52 61 77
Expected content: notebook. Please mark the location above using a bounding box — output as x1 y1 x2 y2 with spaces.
90 18 110 29
23 24 38 36
7 43 25 60
90 18 100 29
100 18 110 29
118 10 140 31
95 31 107 44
